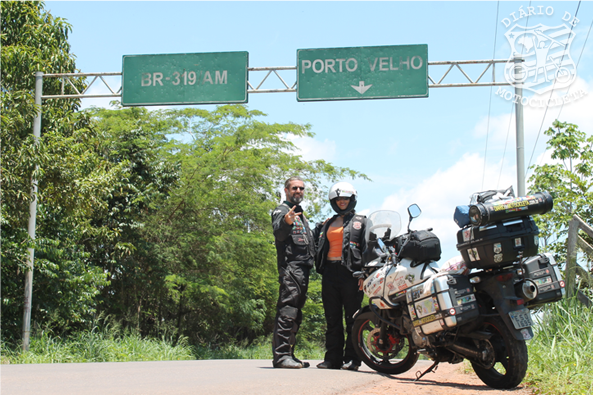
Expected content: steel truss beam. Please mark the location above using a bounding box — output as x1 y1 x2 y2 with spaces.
428 59 509 88
40 59 511 99
42 72 122 99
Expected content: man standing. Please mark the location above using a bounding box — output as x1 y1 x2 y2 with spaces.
271 177 314 369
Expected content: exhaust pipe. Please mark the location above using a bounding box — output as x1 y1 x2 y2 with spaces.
515 279 538 301
447 342 488 362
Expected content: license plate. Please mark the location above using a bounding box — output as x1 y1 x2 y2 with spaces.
509 309 533 329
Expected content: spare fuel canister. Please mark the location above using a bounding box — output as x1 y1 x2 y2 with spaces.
468 191 553 227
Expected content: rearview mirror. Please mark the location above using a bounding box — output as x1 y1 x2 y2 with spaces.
408 204 421 219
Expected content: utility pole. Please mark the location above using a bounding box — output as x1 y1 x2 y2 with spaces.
513 55 526 196
23 72 43 351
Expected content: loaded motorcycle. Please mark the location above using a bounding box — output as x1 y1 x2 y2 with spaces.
351 191 565 389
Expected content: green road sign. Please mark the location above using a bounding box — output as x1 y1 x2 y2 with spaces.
122 52 248 106
297 45 428 102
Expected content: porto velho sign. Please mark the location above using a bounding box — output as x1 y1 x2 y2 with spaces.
296 44 428 101
122 52 248 106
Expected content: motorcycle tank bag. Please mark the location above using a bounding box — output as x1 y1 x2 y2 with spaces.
456 217 540 270
522 253 565 308
398 230 442 264
406 274 479 335
468 192 553 227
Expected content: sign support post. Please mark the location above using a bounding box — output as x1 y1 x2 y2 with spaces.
23 71 43 351
513 55 526 196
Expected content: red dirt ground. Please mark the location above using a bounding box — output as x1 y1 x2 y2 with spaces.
352 362 535 395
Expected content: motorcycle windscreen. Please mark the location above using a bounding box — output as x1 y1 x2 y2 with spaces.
365 210 402 242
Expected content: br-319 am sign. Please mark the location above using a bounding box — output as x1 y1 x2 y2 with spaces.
297 45 428 102
122 52 248 106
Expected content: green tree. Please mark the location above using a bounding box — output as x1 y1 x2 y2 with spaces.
1 1 119 342
91 104 367 345
81 105 180 336
528 120 593 276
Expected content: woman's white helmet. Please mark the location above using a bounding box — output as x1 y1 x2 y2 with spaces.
328 181 357 214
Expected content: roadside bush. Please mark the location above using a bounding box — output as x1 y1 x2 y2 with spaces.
526 295 593 395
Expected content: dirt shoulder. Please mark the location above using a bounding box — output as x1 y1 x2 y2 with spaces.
351 362 535 395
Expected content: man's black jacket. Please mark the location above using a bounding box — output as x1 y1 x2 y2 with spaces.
271 201 315 270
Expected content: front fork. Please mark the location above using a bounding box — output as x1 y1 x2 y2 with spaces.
475 272 534 341
377 319 391 350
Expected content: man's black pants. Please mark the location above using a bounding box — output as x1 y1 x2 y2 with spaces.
272 265 310 365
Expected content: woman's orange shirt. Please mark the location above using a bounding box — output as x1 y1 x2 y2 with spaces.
327 225 344 259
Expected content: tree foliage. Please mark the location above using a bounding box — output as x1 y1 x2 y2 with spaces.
528 120 593 274
1 1 119 341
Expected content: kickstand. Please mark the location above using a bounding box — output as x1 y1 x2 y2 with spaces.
415 361 439 381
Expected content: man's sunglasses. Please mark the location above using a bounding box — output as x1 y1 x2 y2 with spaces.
291 186 305 191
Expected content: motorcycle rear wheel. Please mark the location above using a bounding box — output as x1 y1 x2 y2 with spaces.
470 316 528 389
352 311 418 374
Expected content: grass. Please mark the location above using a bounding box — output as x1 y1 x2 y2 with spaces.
1 326 324 364
1 325 195 364
192 336 324 361
525 295 593 395
458 295 592 394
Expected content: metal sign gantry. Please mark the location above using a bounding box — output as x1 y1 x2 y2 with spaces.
41 59 511 99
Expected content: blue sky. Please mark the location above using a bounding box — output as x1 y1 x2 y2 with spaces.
45 1 593 261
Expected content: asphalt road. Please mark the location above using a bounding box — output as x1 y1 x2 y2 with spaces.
1 359 436 395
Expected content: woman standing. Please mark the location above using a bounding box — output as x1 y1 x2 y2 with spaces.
314 182 366 371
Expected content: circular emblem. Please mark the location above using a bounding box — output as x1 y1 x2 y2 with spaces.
353 221 362 230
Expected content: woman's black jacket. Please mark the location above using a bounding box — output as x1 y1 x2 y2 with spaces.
313 212 367 275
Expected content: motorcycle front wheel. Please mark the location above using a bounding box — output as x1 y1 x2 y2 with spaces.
352 311 419 374
470 316 528 389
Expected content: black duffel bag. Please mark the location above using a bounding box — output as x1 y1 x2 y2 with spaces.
398 230 442 263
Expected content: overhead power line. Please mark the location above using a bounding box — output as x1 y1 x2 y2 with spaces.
526 1 583 175
498 103 515 189
492 1 533 191
482 1 501 190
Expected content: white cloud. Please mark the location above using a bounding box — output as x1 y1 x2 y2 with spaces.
547 77 593 130
378 153 515 261
473 76 593 148
285 135 337 162
470 75 593 182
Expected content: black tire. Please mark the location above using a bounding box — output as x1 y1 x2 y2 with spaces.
470 316 528 389
352 311 418 375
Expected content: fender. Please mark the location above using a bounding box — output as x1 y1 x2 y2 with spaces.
475 272 534 341
352 304 373 321
353 302 404 331
352 304 385 327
